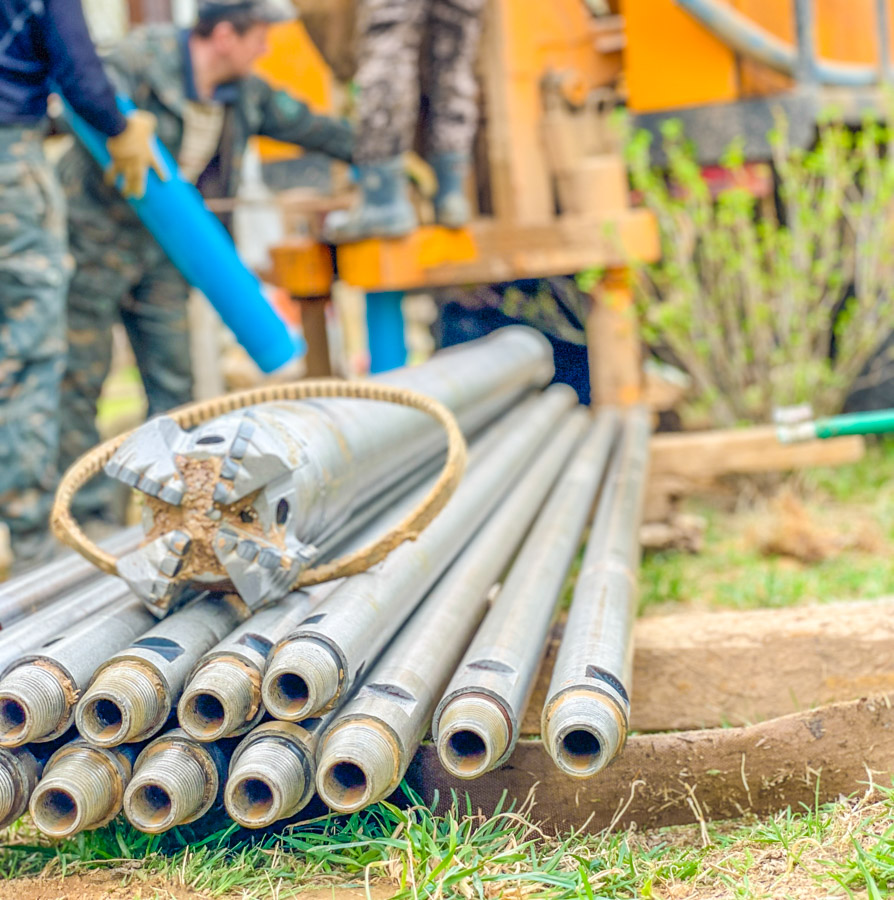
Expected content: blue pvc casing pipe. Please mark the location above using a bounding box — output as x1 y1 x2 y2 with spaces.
366 290 407 373
65 97 305 373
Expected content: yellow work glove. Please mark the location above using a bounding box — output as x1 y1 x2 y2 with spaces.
105 110 165 199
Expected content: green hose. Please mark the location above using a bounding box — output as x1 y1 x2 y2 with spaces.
777 408 894 442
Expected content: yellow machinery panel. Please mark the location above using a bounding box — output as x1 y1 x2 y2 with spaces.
625 0 894 113
252 21 335 162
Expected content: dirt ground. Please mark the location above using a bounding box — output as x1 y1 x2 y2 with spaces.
0 871 395 900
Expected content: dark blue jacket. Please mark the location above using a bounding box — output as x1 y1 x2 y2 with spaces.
0 0 126 134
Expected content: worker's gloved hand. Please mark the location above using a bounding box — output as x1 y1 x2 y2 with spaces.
105 110 166 199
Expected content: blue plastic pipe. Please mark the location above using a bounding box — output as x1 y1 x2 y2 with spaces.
366 290 407 373
65 97 305 373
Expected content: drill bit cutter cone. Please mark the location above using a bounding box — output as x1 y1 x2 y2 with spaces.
52 328 552 615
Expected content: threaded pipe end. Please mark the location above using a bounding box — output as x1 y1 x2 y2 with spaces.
225 739 308 828
437 696 510 779
543 690 625 778
316 722 397 813
0 666 67 746
124 745 212 833
0 762 16 825
179 660 256 741
76 664 163 747
30 748 120 837
262 640 340 722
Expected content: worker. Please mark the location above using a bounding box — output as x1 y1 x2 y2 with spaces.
0 0 159 566
323 0 485 241
56 0 355 525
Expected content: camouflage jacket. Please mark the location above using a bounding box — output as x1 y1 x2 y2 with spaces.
58 24 353 218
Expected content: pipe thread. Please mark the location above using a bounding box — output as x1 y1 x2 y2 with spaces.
77 664 162 747
316 722 397 813
543 690 625 778
30 749 119 837
0 666 67 746
125 746 211 833
0 762 16 824
437 696 510 779
262 640 340 721
225 739 308 828
180 660 255 741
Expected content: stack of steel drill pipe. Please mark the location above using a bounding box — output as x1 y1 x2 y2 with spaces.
261 385 577 727
314 410 587 813
0 575 135 675
106 327 553 614
433 409 620 779
76 593 248 748
0 526 141 629
0 599 156 747
0 741 56 829
541 406 651 778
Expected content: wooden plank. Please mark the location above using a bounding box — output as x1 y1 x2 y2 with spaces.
299 298 332 376
407 694 894 832
521 601 894 735
650 426 865 485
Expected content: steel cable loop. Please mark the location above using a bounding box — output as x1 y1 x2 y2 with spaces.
50 380 469 588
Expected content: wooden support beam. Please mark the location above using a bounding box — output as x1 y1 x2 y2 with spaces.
298 298 332 377
522 601 894 735
408 694 894 832
650 425 865 484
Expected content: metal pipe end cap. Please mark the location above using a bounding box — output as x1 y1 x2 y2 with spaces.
436 696 510 779
316 722 397 813
76 665 163 747
544 691 625 779
179 660 255 742
0 666 67 746
262 640 339 721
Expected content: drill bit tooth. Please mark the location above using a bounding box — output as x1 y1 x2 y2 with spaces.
105 417 187 505
117 532 194 615
216 531 308 609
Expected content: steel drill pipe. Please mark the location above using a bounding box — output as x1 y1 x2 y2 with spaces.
178 585 338 741
0 575 134 676
262 386 577 724
224 717 331 828
0 527 140 629
314 412 587 813
76 593 248 747
0 743 48 829
541 406 651 778
106 327 553 613
123 728 232 833
0 598 156 746
434 410 619 779
29 739 140 837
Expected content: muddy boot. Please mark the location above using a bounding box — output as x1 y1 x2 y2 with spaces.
323 158 417 243
430 152 472 228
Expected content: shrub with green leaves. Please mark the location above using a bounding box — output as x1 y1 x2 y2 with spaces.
626 114 894 426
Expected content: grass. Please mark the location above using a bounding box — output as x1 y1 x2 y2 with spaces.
640 438 894 614
4 439 894 898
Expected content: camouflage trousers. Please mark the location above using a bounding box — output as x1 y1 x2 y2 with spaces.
0 125 70 540
59 188 194 519
354 0 485 162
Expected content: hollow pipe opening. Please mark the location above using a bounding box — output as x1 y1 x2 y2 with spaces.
558 728 602 774
32 787 79 836
228 776 275 822
80 697 126 744
267 672 311 719
321 761 370 810
183 692 227 738
128 783 174 830
0 699 27 743
444 729 491 777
